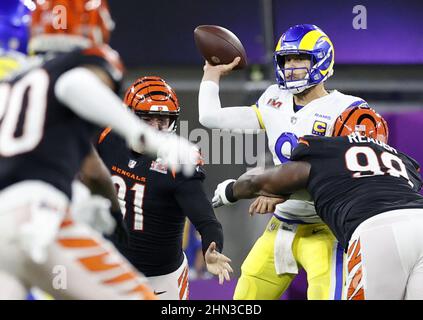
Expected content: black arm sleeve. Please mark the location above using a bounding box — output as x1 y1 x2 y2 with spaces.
174 178 224 255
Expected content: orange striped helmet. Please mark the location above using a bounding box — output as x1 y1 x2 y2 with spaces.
124 76 180 130
332 106 389 143
29 0 114 53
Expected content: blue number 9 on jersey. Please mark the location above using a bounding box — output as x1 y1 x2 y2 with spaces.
275 132 299 164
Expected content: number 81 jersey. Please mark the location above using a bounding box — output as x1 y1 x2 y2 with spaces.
96 129 206 277
253 84 369 223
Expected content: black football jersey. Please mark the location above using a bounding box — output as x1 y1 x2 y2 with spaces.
97 130 223 277
291 133 423 249
0 46 122 199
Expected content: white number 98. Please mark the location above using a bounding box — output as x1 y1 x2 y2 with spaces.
345 146 413 188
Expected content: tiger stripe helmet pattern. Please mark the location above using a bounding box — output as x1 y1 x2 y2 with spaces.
332 105 389 143
124 76 180 131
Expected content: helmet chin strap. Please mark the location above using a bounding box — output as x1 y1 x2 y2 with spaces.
288 83 318 94
167 121 177 133
285 78 315 94
288 86 308 94
279 65 316 94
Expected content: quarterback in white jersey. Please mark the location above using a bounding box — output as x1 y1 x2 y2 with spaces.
254 84 366 224
200 24 374 300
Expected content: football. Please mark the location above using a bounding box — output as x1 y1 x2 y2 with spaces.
194 25 248 69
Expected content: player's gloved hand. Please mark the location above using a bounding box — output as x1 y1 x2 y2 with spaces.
130 126 200 177
71 194 116 235
204 242 233 285
18 202 65 264
71 181 115 233
71 181 128 244
212 179 237 208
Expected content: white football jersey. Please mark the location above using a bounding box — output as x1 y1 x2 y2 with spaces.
253 84 367 223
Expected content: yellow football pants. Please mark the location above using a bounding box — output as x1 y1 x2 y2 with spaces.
234 216 345 300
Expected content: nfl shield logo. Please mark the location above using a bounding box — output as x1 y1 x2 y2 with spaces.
291 116 297 124
128 160 137 168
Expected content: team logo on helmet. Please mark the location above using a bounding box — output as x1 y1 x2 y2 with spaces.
124 76 180 132
332 105 389 143
274 24 335 94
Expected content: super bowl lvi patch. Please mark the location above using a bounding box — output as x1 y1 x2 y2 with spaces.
150 159 168 174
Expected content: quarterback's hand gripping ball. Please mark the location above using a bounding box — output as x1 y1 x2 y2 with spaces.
194 25 247 69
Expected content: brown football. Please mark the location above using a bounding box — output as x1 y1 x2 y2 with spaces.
194 25 248 70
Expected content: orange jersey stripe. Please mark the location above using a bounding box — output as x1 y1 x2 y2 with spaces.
178 265 188 286
60 219 74 229
348 286 365 300
127 284 157 300
347 239 365 300
78 252 120 272
179 267 189 300
347 239 357 257
103 272 137 285
347 266 364 300
58 238 100 248
348 240 361 272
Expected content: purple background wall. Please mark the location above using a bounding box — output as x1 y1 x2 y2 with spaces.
109 0 423 66
273 0 423 64
383 111 423 170
190 110 423 300
189 270 306 300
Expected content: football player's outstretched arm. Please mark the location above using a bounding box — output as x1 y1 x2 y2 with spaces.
235 162 310 198
199 58 261 130
78 147 129 244
54 66 199 176
174 175 233 284
212 162 311 208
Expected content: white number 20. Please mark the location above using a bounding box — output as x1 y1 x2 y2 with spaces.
0 69 49 156
345 146 413 188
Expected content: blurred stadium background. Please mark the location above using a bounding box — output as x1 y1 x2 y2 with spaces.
107 0 423 299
